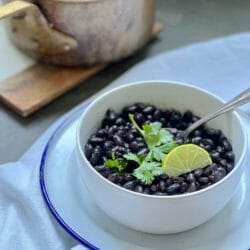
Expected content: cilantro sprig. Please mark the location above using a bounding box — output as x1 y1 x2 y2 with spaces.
104 152 127 172
125 114 177 185
104 114 177 185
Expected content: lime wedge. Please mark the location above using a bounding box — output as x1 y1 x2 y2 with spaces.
162 144 212 177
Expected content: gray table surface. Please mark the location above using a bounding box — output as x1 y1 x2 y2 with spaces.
1 0 250 164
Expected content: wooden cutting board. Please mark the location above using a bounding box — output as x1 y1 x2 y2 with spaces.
0 22 163 117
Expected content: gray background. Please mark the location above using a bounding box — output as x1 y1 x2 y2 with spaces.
1 0 250 163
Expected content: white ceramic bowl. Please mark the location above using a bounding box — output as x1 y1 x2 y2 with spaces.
76 81 247 234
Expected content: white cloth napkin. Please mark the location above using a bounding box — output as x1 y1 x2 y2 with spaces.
0 33 250 250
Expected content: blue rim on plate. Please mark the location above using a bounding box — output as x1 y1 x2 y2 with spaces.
39 103 100 250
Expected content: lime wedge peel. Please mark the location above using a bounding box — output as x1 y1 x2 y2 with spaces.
162 144 213 177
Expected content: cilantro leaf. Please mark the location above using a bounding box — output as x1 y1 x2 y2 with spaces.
151 147 166 161
159 129 174 144
142 122 161 149
159 141 177 154
104 153 127 172
133 161 163 185
129 114 162 149
123 153 142 165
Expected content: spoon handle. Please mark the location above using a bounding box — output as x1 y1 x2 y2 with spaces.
184 88 250 139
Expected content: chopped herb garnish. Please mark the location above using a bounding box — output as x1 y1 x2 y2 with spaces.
127 114 177 184
104 115 177 184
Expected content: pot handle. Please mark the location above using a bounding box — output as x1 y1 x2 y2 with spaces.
0 0 78 55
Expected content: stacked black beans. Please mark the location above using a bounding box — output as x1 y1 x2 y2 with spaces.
84 103 235 196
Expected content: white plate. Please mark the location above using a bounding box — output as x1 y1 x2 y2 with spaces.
40 104 250 250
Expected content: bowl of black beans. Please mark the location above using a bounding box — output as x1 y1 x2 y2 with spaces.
76 81 247 234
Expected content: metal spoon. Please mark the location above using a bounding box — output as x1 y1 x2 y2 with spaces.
183 88 250 140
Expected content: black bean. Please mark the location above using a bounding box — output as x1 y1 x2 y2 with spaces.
194 169 204 178
213 167 227 182
198 177 209 185
218 167 227 175
115 117 125 126
123 105 138 114
90 146 102 165
123 181 136 190
182 110 193 122
224 151 235 163
101 118 110 127
124 133 134 142
216 146 225 154
167 183 181 194
124 125 130 131
169 111 181 124
124 173 134 181
175 131 184 140
135 102 145 111
210 151 220 162
146 115 153 122
162 110 171 119
142 105 155 115
135 185 144 193
180 182 188 193
116 130 125 138
186 182 197 192
159 180 166 192
214 129 222 138
143 187 151 195
208 175 215 182
150 184 158 192
226 163 234 173
202 138 215 149
205 128 217 138
222 139 232 151
113 135 124 146
89 136 105 145
106 109 118 122
179 122 189 130
204 144 212 151
172 176 184 183
193 129 202 137
84 144 93 159
186 173 195 183
108 173 119 183
153 109 162 120
160 174 168 180
116 146 126 154
96 128 107 137
191 137 202 144
204 163 217 176
103 141 114 152
166 128 178 134
108 125 117 138
134 113 145 125
129 141 139 152
94 165 106 172
160 117 167 126
181 182 188 189
101 169 111 178
117 175 125 183
136 137 144 143
219 159 228 168
175 139 184 145
137 142 146 149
